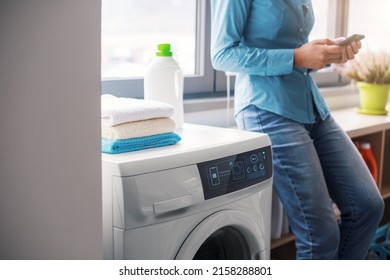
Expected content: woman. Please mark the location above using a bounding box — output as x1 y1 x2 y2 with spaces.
210 0 384 259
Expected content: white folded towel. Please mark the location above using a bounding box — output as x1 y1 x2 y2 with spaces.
101 94 174 127
102 117 176 140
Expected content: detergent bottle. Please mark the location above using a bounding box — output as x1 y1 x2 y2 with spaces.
144 43 184 128
359 142 379 185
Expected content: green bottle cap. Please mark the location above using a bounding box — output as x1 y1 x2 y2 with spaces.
156 43 172 57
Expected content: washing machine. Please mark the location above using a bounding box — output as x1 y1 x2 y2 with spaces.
102 123 273 260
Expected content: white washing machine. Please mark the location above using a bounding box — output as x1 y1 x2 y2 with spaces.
102 124 273 260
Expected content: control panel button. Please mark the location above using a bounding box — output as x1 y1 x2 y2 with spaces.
259 163 265 170
250 154 258 163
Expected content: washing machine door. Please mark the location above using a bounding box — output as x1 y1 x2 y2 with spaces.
175 210 268 260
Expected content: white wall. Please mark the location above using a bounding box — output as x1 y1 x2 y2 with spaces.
0 0 102 259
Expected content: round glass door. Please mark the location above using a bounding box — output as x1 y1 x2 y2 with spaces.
193 226 250 259
175 210 266 260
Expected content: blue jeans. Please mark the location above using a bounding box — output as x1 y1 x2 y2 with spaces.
236 105 384 259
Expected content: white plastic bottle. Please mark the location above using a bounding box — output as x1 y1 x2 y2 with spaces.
144 43 184 128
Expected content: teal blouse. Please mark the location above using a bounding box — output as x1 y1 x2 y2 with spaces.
210 0 330 123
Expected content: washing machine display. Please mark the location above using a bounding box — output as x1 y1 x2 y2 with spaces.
197 146 272 200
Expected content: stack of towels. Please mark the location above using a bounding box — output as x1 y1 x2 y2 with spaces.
101 94 181 154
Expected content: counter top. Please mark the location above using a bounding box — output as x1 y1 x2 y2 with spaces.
331 107 390 138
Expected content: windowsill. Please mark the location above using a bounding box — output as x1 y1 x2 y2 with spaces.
184 96 236 128
320 84 360 110
184 85 361 128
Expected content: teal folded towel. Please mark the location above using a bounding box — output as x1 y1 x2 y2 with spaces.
102 132 181 154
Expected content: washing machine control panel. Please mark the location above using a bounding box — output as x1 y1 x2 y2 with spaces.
197 146 272 200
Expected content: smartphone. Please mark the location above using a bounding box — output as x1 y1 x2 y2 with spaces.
336 34 365 46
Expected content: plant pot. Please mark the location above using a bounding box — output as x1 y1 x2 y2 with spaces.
357 82 390 115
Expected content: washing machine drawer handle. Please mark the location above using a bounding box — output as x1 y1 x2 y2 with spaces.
153 195 193 215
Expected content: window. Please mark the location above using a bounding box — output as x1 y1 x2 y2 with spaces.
102 0 197 79
101 0 213 98
101 0 389 98
309 0 331 41
347 0 390 51
308 0 341 87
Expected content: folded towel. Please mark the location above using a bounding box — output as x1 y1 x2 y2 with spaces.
101 94 174 127
102 132 181 154
102 117 176 140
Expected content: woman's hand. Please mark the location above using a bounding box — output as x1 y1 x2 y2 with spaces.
335 38 362 61
293 39 360 70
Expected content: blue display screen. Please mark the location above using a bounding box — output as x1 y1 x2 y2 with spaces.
197 146 272 200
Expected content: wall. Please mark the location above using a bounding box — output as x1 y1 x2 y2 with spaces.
0 0 102 259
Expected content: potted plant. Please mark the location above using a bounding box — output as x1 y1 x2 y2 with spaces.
338 49 390 115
